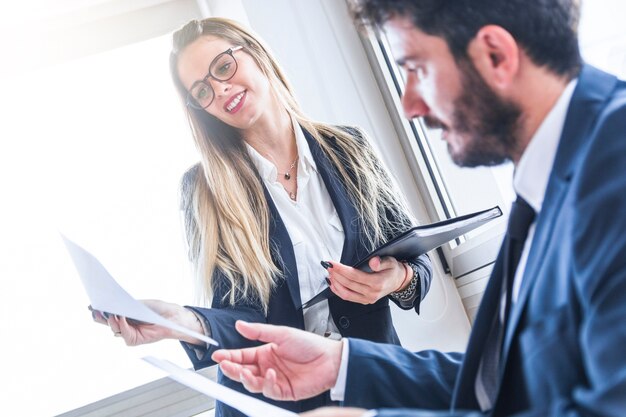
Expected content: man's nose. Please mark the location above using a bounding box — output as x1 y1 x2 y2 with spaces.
401 73 429 119
401 88 429 120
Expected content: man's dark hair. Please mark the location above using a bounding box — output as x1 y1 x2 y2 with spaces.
352 0 582 78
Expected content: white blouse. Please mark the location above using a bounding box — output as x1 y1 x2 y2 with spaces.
246 121 344 338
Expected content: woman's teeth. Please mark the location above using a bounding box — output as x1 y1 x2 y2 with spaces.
226 92 245 112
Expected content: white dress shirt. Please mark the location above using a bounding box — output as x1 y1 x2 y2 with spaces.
511 78 577 302
331 79 579 413
246 119 343 338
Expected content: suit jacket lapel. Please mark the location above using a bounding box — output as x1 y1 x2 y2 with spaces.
262 128 361 310
304 130 361 265
264 185 302 309
502 65 619 359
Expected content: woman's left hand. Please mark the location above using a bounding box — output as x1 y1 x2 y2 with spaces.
326 256 410 304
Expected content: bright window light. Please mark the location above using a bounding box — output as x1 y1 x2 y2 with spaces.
0 34 201 416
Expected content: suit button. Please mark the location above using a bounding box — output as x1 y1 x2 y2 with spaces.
339 316 350 329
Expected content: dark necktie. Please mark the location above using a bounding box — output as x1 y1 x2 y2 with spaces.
476 196 536 411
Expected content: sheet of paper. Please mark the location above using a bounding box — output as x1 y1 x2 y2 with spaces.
62 235 218 346
143 356 297 417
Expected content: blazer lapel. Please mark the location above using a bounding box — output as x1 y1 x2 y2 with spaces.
304 130 361 265
501 65 619 358
263 185 302 309
260 128 363 311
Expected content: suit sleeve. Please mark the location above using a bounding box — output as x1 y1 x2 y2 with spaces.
343 338 462 410
389 253 432 313
178 164 267 369
180 269 267 370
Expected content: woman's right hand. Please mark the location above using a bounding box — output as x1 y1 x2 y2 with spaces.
90 300 205 346
325 256 410 305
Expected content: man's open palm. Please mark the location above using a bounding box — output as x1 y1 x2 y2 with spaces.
212 321 343 401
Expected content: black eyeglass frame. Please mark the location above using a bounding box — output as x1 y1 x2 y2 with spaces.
185 45 244 110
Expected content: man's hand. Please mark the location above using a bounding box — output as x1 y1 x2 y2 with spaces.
212 321 343 401
326 256 410 304
300 407 368 417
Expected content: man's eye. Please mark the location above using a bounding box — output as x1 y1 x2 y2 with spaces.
407 65 426 80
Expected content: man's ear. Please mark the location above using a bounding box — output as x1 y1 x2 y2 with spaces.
467 25 520 91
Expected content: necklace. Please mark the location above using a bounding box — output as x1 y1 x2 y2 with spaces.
278 155 299 180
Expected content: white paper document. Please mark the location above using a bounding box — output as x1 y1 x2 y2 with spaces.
62 235 218 346
143 356 298 417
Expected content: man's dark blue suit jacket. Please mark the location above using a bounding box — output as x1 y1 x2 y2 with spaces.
180 128 432 416
342 65 626 417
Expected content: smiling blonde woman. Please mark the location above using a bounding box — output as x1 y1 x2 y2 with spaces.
99 17 432 417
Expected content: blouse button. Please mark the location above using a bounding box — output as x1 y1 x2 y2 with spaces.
339 316 350 329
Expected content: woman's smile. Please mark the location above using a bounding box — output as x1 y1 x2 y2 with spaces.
224 90 247 113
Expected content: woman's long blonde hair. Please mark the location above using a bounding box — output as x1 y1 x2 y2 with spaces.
171 17 414 312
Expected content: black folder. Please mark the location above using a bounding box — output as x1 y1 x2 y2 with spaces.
300 205 503 310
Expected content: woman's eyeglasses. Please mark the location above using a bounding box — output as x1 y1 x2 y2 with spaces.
186 45 244 110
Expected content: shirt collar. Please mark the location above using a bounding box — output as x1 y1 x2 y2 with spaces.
245 117 317 183
294 120 318 175
246 142 277 182
514 78 578 214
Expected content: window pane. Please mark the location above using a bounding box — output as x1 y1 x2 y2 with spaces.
378 0 626 237
580 0 626 79
0 34 199 416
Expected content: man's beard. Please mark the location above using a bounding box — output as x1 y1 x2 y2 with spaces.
425 59 523 168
